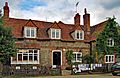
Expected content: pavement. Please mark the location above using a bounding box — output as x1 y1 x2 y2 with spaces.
2 73 120 78
25 73 120 78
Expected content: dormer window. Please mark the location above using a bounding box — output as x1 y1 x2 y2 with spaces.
75 30 84 40
51 28 61 39
24 27 37 38
107 38 114 47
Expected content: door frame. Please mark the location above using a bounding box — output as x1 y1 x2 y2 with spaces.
52 50 62 66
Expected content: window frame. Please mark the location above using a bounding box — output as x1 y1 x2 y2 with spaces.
24 27 37 38
107 38 114 47
72 52 82 63
105 55 115 63
75 30 84 40
11 49 39 64
51 28 61 39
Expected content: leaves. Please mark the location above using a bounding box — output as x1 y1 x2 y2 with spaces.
96 17 120 55
66 50 73 65
0 17 17 64
82 54 94 64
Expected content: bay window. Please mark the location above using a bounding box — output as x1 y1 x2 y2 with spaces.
11 49 39 64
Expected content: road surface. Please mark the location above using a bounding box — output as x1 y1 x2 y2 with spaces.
27 73 120 78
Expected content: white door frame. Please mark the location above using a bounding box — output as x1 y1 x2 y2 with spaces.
52 50 62 66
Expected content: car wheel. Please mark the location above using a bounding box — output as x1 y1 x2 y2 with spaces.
112 73 117 76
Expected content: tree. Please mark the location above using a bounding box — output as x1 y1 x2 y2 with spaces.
96 18 120 57
0 10 16 65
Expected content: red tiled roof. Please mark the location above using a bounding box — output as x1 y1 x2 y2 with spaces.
3 18 86 41
90 21 107 41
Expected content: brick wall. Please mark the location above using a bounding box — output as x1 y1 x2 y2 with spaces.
15 39 90 69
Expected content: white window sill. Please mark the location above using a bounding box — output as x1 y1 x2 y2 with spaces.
105 62 115 63
11 61 39 64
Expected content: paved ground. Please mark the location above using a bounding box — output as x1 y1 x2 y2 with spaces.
26 73 120 78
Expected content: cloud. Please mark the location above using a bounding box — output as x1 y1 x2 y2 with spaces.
0 0 120 25
96 0 120 10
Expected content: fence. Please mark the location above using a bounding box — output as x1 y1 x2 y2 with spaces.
72 63 113 74
1 65 61 76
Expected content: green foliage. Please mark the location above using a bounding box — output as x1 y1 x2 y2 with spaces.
66 50 73 65
82 54 94 64
96 18 120 55
0 17 17 64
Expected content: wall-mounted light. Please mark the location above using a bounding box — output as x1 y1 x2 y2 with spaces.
63 49 66 51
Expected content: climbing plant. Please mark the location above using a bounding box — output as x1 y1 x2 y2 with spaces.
96 18 120 56
66 50 74 65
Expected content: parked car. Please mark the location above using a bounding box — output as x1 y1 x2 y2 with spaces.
111 62 120 76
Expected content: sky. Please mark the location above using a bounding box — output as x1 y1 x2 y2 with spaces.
0 0 120 26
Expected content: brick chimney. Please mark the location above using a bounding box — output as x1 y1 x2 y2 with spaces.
83 8 90 32
74 13 80 26
3 2 9 19
83 8 90 40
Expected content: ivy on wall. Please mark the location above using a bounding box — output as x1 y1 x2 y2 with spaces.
96 18 120 56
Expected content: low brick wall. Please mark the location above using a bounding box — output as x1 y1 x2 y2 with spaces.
2 65 61 76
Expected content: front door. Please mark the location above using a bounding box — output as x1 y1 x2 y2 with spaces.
53 52 61 66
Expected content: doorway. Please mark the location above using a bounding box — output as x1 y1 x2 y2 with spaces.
52 51 62 66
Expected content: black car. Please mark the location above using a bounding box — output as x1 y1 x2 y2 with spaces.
111 62 120 76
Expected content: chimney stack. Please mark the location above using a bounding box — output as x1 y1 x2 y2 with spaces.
3 2 9 19
74 13 80 26
83 8 90 32
83 8 90 40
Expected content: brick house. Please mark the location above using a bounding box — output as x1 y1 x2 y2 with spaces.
2 2 119 72
91 20 120 63
2 2 91 70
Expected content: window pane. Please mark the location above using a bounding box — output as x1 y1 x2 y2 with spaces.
106 56 108 62
34 50 37 53
77 54 81 61
18 54 22 61
56 30 59 38
29 54 33 61
52 29 55 38
34 56 37 61
23 56 28 60
108 38 114 46
80 32 82 39
77 32 79 39
109 56 111 62
26 28 30 37
31 29 35 37
112 56 114 62
29 50 33 53
23 54 28 60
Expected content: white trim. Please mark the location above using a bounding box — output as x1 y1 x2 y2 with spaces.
52 50 62 66
105 55 115 63
72 52 82 63
75 30 84 40
107 38 114 47
11 49 39 64
24 27 37 38
51 28 61 39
